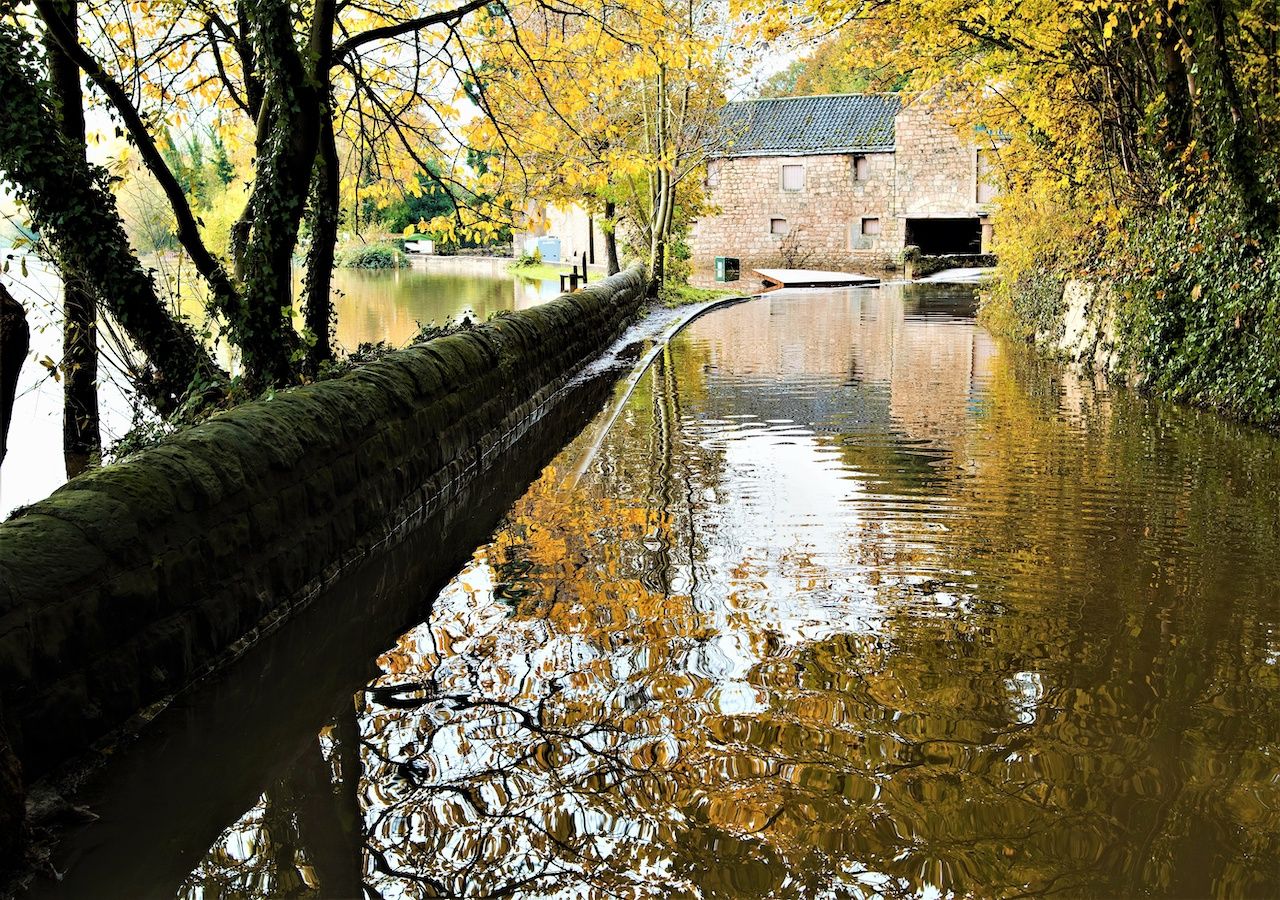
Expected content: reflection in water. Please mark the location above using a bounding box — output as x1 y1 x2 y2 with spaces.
328 262 557 352
171 284 1277 897
0 259 548 516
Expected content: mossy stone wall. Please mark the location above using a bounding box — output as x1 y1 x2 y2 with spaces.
0 264 646 783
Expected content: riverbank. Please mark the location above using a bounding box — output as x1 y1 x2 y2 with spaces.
980 206 1280 433
0 265 648 880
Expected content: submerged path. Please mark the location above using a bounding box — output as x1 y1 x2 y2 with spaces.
30 282 1280 898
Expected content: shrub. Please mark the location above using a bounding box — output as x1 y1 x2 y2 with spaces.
335 243 406 269
980 190 1097 343
511 248 543 269
1114 197 1280 430
411 315 474 344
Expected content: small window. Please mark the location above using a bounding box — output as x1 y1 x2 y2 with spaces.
770 218 789 236
706 160 720 188
781 164 804 191
861 217 882 236
853 155 870 181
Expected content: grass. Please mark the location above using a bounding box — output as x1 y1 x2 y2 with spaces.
659 283 738 308
509 262 571 280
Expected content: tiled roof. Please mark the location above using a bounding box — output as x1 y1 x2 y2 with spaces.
718 94 901 157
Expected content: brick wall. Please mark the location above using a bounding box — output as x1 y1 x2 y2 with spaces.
0 264 647 786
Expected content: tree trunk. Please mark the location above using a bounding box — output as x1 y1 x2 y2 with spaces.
1158 5 1192 158
0 283 28 464
648 170 675 299
647 64 673 299
603 199 621 275
0 23 223 412
302 101 339 376
1206 0 1274 229
36 0 243 338
44 0 101 477
647 170 670 297
232 0 327 387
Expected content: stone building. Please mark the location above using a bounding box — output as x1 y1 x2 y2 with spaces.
690 93 1001 273
512 201 607 266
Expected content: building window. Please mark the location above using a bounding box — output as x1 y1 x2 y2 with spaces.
861 217 882 236
781 164 804 191
976 149 998 203
770 218 789 236
853 155 870 181
706 160 720 188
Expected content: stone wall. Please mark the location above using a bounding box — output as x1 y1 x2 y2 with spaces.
892 99 988 222
1045 279 1124 376
690 152 899 273
0 264 647 787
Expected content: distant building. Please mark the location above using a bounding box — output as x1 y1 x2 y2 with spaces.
512 201 606 267
690 93 1001 273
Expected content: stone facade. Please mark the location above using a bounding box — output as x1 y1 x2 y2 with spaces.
690 94 999 275
893 100 985 222
695 151 901 272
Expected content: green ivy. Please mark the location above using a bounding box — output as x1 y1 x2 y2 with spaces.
1115 198 1280 431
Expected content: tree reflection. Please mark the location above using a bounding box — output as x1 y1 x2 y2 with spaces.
181 287 1280 899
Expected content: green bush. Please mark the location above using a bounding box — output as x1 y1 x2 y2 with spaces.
511 248 542 269
335 243 406 269
979 191 1094 344
1114 198 1280 430
411 315 474 344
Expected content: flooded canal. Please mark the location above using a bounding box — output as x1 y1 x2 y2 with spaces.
35 283 1280 898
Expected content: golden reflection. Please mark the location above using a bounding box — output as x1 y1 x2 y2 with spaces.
182 284 1280 899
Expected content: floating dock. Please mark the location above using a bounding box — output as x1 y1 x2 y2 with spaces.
754 268 880 288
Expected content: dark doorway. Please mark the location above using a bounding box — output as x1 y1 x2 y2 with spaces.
905 218 982 255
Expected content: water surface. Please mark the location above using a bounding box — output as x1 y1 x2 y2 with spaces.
163 283 1280 898
0 259 546 515
29 283 1280 899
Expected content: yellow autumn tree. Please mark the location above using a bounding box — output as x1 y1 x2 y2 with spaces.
754 0 1280 426
4 0 498 396
419 0 754 291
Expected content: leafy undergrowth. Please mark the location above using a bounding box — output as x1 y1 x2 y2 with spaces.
335 242 406 269
979 189 1095 343
1114 199 1280 431
983 190 1280 433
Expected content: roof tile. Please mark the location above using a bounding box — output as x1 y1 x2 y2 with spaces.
719 94 901 156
